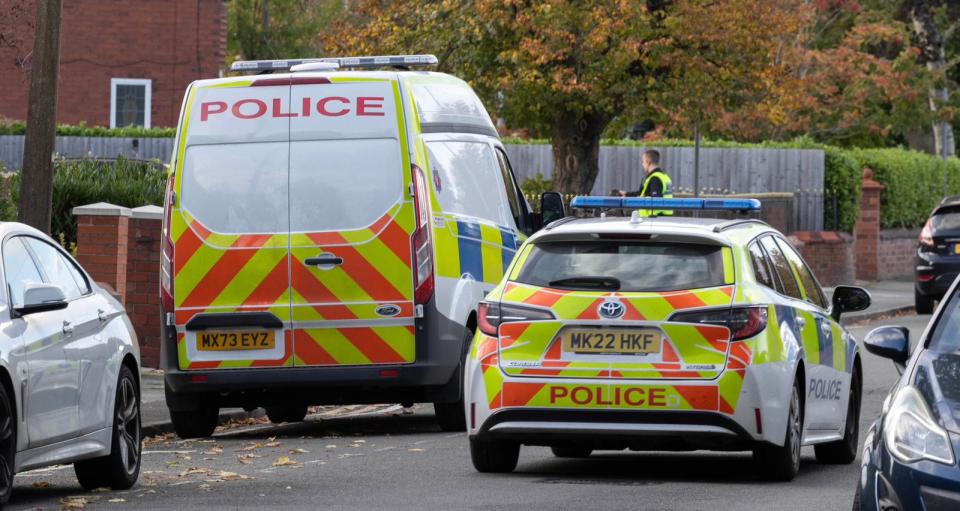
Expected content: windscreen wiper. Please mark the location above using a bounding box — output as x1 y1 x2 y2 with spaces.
548 276 621 291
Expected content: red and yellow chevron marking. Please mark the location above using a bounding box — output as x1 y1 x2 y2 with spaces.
292 326 415 366
716 339 755 414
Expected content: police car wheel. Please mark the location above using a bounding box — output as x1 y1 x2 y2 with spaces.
470 438 519 473
550 445 593 458
265 405 308 424
170 405 219 439
753 381 802 481
814 371 860 464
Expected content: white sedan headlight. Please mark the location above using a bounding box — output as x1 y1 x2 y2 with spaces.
884 386 955 465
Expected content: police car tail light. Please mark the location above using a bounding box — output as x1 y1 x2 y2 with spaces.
411 164 434 304
669 306 768 341
919 218 934 247
478 301 555 337
884 385 955 465
160 173 175 314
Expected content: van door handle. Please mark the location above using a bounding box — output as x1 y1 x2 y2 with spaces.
305 255 343 266
62 321 74 335
796 317 807 329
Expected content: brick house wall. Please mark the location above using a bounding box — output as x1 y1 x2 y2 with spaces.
0 0 226 128
879 229 920 280
789 231 855 286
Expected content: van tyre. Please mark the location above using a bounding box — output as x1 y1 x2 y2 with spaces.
470 438 520 473
75 365 141 490
551 445 592 458
815 371 860 464
915 289 935 315
434 328 473 432
170 405 219 439
0 383 16 505
265 405 308 424
754 380 802 481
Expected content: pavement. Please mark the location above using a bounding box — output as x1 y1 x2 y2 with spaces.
137 279 916 438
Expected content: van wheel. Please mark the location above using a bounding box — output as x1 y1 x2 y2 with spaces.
754 380 802 481
551 445 593 458
815 371 860 464
434 328 472 432
170 405 219 439
0 382 16 505
470 438 519 473
75 365 141 490
265 405 308 424
915 289 935 315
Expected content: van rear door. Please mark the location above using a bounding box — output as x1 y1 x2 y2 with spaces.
172 79 293 370
287 77 417 367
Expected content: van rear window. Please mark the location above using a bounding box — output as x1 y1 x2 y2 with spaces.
514 241 725 292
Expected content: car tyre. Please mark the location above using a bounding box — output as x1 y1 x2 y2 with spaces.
470 438 519 473
434 328 473 432
754 380 802 481
0 383 16 505
915 289 935 315
170 405 219 439
75 365 141 490
815 370 860 464
265 405 308 424
551 445 593 458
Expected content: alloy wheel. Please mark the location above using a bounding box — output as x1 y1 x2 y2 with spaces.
116 377 140 475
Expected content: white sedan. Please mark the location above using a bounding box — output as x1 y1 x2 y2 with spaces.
0 222 141 503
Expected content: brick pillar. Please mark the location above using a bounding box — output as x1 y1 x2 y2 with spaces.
73 203 131 301
127 206 163 368
854 168 885 281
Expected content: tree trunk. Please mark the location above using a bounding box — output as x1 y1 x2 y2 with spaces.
18 0 62 233
550 110 609 195
910 0 956 158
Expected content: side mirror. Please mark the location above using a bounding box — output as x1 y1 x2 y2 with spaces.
863 325 910 369
540 192 566 226
15 283 68 317
830 285 871 321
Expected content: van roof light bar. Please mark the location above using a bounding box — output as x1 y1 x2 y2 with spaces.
569 196 762 211
231 54 439 73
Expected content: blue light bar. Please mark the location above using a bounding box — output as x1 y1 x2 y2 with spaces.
569 196 761 211
231 54 439 73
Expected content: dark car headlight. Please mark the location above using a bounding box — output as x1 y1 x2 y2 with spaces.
884 386 955 465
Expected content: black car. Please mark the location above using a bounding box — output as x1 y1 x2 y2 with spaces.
856 281 960 510
916 196 960 313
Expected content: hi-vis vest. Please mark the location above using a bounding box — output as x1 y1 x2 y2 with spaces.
639 170 674 217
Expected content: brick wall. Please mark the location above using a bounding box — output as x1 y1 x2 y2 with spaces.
788 231 854 286
0 0 226 127
74 203 130 300
854 169 884 281
879 229 920 279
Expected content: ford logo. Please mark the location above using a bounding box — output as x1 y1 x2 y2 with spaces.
375 304 402 317
598 300 625 319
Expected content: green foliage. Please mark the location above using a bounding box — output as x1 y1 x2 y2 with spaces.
822 147 862 232
0 121 175 138
520 173 554 197
5 157 166 246
227 0 344 62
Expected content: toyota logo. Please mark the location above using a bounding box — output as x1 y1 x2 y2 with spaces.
598 301 625 319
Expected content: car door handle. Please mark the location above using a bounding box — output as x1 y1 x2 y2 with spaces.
98 309 108 322
796 317 807 329
62 321 74 335
305 255 343 266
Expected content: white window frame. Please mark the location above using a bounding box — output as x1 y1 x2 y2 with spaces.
110 78 152 128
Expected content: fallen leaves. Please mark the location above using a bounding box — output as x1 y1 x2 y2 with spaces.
288 448 309 454
32 481 52 488
272 456 299 467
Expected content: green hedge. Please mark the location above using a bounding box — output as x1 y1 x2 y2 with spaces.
3 157 166 247
0 121 175 138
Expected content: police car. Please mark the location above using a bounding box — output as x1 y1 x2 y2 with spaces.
464 197 871 481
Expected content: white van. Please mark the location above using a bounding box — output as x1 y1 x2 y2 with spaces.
160 55 564 437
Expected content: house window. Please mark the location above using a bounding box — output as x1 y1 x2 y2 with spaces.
110 78 151 128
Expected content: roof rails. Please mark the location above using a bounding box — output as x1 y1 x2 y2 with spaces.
230 54 439 73
712 218 770 233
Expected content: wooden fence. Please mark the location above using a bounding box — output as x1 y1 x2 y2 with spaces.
0 136 824 230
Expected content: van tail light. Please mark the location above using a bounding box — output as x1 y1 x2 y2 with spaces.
669 306 768 341
477 301 555 337
411 164 434 305
160 173 175 314
919 218 934 247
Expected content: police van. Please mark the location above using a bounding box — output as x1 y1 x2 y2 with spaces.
159 55 565 437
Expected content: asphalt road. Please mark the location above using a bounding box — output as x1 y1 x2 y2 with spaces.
6 314 928 511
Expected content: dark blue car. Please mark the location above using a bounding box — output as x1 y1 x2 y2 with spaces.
857 280 960 510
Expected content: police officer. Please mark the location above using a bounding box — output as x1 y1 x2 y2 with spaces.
618 149 673 217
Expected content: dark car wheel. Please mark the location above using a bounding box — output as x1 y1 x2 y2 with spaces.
815 371 860 464
434 328 473 432
0 383 16 505
470 438 520 473
754 380 802 481
265 405 308 424
170 405 219 439
915 289 935 315
75 365 141 490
